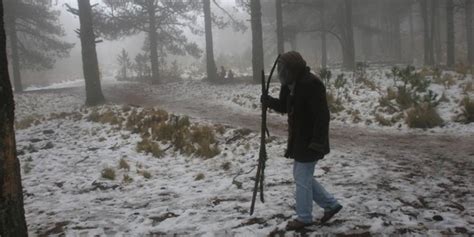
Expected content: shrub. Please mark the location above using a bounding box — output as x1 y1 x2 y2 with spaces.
375 114 393 126
319 68 332 87
195 173 205 181
101 167 116 180
136 138 164 158
16 115 42 130
334 74 347 98
119 158 130 171
460 97 474 124
326 92 344 113
396 87 415 110
191 126 220 158
153 123 175 141
123 174 133 183
221 161 231 171
141 170 152 179
405 103 443 128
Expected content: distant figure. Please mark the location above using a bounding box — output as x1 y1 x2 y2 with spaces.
219 66 226 80
227 69 234 80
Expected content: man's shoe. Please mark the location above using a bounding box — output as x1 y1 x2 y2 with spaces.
320 204 343 224
285 219 313 231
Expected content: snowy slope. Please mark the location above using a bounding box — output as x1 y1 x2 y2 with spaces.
15 90 473 236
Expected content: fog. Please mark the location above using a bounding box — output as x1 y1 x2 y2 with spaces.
1 1 474 235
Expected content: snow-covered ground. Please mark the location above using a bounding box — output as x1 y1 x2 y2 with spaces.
14 79 474 237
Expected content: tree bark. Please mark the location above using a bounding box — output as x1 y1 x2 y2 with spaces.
250 0 264 82
430 0 437 65
5 11 22 92
203 0 217 82
275 0 284 54
147 2 159 83
409 3 415 63
421 0 434 66
446 0 455 67
0 0 28 235
78 0 105 106
320 0 327 67
466 0 473 66
342 0 355 71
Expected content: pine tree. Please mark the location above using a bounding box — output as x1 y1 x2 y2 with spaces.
3 0 74 92
0 0 28 235
101 0 202 84
117 49 132 80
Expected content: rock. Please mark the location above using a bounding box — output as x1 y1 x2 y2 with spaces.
42 142 54 150
43 129 55 135
433 215 443 221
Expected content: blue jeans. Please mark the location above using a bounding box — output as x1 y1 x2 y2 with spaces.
293 160 339 223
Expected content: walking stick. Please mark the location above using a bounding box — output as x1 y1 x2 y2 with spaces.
250 55 280 216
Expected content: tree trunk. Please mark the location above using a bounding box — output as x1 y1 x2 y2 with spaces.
430 0 437 65
6 13 22 92
466 0 473 66
409 3 415 63
78 0 105 106
421 0 434 66
250 0 264 82
275 0 284 54
147 3 159 83
446 0 455 67
0 0 28 235
342 0 355 71
391 9 402 62
203 0 217 82
320 0 327 67
433 0 441 64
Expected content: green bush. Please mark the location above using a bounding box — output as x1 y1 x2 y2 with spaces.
405 104 443 128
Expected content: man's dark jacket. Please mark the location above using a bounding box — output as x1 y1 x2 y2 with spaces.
267 67 330 163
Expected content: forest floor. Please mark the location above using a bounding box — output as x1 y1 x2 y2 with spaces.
15 78 474 236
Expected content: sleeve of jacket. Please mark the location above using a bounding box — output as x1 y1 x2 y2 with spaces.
267 85 289 114
308 81 330 154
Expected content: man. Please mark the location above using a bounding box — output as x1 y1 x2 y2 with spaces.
261 51 342 230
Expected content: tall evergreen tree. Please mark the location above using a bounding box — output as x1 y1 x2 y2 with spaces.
67 0 106 106
101 0 201 84
251 0 264 82
0 0 28 235
446 0 455 67
4 0 74 92
203 0 217 82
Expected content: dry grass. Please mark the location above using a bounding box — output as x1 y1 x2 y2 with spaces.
101 167 116 180
16 115 42 130
136 138 164 158
221 161 231 171
191 126 220 158
119 158 130 171
405 104 444 128
123 174 133 184
141 170 152 179
195 173 205 181
375 114 393 126
326 92 344 113
460 97 474 124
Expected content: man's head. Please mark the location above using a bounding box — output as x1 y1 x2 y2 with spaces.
277 51 307 86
